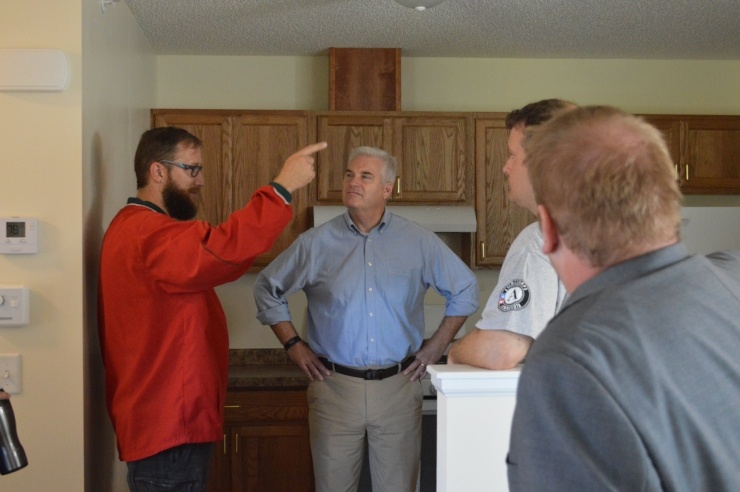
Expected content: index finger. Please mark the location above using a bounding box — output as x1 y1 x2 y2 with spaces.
295 141 328 156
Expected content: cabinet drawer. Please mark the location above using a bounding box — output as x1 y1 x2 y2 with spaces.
224 390 309 423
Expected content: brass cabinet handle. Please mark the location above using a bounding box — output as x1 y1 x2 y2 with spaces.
224 405 241 408
235 433 239 454
395 177 401 195
223 434 227 455
479 241 486 260
674 164 689 182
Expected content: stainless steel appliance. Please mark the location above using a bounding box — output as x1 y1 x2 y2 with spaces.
0 393 28 475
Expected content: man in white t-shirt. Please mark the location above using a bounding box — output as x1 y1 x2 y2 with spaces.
448 99 575 369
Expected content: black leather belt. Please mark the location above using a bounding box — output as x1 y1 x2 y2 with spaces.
319 356 415 381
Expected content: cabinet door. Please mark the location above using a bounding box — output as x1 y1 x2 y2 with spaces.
315 113 393 202
151 112 233 224
475 117 535 266
230 114 309 266
680 117 740 194
392 115 471 203
231 424 314 492
217 390 313 492
207 433 232 492
641 115 682 172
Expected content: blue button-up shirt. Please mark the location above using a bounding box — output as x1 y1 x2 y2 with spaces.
254 209 479 367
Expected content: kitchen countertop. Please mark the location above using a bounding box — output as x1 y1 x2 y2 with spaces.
228 349 309 390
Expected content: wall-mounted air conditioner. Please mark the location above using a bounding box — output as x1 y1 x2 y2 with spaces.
0 49 68 92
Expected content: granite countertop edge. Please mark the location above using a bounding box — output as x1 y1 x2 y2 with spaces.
228 348 309 390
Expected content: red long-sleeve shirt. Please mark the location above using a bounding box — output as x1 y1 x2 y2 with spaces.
98 185 292 461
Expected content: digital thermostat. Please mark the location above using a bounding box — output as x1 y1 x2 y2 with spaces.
1 217 38 254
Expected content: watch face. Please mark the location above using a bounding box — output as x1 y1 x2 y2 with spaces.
6 222 25 238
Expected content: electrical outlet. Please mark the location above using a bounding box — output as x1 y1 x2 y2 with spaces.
0 353 21 394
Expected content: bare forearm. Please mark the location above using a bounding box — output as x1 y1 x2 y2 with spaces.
448 328 532 370
412 315 464 369
270 321 331 381
270 321 300 345
428 315 468 355
404 315 467 381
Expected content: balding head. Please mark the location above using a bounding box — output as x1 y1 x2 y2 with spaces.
526 106 682 268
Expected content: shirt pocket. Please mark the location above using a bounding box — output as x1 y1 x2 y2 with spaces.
378 265 421 301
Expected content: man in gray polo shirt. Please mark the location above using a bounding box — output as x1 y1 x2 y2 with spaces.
507 106 740 491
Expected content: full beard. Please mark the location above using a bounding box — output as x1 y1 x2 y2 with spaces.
162 181 199 221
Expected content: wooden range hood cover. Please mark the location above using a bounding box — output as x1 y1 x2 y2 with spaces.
329 48 401 111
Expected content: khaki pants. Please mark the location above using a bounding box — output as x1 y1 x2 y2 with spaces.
307 370 423 492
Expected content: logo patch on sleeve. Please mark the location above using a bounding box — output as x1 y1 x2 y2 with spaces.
498 279 531 312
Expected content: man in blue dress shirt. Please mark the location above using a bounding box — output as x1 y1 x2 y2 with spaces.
254 146 478 492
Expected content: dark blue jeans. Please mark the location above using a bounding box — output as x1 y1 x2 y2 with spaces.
127 442 214 492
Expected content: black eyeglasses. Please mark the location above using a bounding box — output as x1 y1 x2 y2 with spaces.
160 160 204 178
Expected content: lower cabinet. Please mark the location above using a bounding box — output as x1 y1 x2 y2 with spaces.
208 389 314 492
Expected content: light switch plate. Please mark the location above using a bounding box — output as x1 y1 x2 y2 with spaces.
0 354 21 394
0 286 30 326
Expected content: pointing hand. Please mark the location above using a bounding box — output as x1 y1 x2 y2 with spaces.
273 142 328 193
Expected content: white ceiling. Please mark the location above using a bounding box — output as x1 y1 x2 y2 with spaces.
124 0 740 60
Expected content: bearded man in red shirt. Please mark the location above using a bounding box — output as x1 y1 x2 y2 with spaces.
99 126 325 491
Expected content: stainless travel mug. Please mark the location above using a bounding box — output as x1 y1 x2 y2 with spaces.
0 392 28 475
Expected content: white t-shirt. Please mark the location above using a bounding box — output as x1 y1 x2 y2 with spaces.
475 222 566 338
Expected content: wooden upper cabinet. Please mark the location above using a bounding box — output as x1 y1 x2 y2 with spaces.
230 114 310 266
151 109 310 267
152 109 739 272
315 113 393 201
641 116 682 165
392 115 471 202
329 48 401 111
680 116 740 193
642 114 740 194
314 111 472 205
474 116 535 267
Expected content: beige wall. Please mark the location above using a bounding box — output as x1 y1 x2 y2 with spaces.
82 1 157 491
401 58 740 113
2 0 154 490
0 1 84 491
158 55 330 110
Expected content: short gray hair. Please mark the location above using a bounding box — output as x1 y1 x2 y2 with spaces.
347 146 397 184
